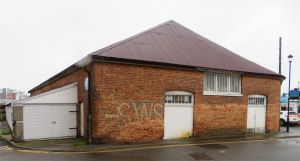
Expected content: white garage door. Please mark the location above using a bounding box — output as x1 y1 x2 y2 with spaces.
164 91 194 139
247 95 266 133
23 104 77 140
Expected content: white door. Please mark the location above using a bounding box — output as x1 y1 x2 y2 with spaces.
23 104 77 140
164 91 194 139
247 95 266 133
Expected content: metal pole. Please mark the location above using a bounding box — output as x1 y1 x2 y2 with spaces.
279 37 282 74
278 37 282 132
287 60 292 132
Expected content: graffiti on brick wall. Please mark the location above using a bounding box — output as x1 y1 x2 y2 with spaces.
104 101 164 127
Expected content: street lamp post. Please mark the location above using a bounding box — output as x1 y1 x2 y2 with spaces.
287 54 293 132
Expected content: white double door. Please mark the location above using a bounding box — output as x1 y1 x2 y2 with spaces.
23 104 77 140
247 95 266 133
164 91 194 139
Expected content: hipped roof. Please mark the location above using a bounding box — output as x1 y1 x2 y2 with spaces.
29 20 284 93
91 20 279 75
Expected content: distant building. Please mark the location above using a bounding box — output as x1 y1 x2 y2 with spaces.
280 93 300 113
0 88 28 104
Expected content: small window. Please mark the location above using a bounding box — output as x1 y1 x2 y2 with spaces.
204 73 241 96
248 97 265 105
165 91 193 105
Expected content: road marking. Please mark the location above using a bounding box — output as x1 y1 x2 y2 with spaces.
15 149 49 154
8 137 300 154
0 146 13 151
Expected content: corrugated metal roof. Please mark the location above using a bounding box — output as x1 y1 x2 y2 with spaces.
91 20 278 75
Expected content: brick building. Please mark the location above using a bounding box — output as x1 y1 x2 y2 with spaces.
0 88 28 105
28 20 284 143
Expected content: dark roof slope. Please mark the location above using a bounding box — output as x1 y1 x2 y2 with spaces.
90 20 279 75
29 20 283 93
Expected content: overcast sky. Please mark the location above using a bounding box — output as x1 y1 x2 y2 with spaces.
1 0 299 94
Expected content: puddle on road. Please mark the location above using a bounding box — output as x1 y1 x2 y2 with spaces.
279 140 300 146
113 156 153 161
198 144 228 150
189 152 214 160
85 153 154 161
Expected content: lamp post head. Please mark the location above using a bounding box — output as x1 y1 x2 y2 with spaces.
288 54 293 62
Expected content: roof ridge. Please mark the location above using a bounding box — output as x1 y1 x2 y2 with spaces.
90 20 175 56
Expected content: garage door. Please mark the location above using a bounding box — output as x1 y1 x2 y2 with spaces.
164 91 194 139
247 95 266 133
23 104 77 140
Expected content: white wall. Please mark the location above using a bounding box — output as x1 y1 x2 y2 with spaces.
5 106 13 131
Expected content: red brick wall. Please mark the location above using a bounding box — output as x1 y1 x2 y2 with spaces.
30 62 281 143
91 62 281 143
91 62 202 143
243 76 281 132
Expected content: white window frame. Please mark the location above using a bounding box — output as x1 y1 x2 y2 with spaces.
248 95 266 106
165 91 194 107
203 73 242 96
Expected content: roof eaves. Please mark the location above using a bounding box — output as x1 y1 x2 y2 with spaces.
93 55 285 80
28 55 93 93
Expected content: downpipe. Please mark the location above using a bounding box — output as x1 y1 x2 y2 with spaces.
84 67 92 144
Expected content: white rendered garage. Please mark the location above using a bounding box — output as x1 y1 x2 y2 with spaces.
7 83 78 140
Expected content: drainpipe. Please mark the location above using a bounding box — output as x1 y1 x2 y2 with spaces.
84 67 92 144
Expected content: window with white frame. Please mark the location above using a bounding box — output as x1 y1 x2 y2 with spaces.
165 91 193 105
204 73 241 95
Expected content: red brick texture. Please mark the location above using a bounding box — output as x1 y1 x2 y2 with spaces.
91 62 281 143
29 62 281 143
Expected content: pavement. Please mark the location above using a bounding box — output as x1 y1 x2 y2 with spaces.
1 125 300 153
1 137 300 161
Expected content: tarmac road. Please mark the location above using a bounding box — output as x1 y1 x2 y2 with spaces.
1 137 300 161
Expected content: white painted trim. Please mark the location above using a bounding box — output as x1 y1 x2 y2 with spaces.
248 95 267 106
203 73 242 96
248 95 266 98
164 103 194 107
165 91 193 95
203 91 243 97
165 91 194 105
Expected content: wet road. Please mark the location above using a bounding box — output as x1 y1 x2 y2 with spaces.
1 138 300 161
